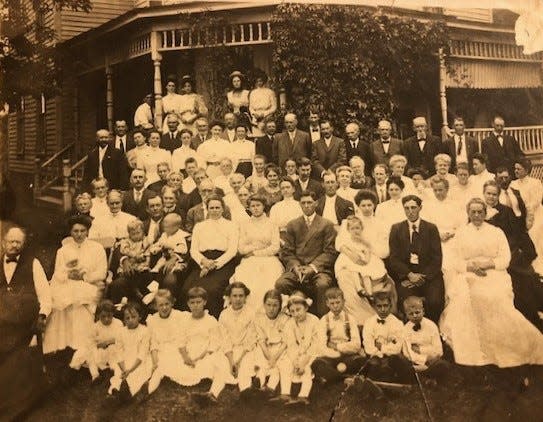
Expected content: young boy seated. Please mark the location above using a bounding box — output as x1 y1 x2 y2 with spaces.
312 288 365 384
402 296 446 380
362 291 412 383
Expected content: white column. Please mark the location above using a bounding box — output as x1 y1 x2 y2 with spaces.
438 47 449 140
151 31 163 129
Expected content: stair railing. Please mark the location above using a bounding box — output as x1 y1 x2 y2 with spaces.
33 142 75 205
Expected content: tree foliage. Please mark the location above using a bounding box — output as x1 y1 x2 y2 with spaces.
272 4 449 137
0 0 92 105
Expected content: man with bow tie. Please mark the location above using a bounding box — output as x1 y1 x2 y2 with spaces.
275 190 338 317
113 120 135 155
482 116 524 175
344 122 372 175
403 117 443 176
308 110 321 143
1 227 51 420
369 120 404 167
443 117 478 173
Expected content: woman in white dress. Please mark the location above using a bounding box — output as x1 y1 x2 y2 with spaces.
226 71 251 130
510 158 543 274
440 198 543 367
137 130 172 186
374 176 406 236
231 125 255 178
433 153 458 188
43 215 107 354
161 77 183 133
248 73 277 136
232 195 284 311
177 75 208 134
389 155 416 195
171 128 202 175
269 178 303 238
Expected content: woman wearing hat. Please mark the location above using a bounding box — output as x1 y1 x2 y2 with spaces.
178 75 208 134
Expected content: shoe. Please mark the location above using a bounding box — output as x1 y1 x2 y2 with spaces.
269 394 290 403
285 397 310 406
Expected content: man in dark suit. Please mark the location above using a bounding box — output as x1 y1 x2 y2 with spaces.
160 115 182 153
273 113 312 169
387 195 444 323
370 120 403 167
190 117 211 150
147 162 171 193
311 120 347 179
275 190 338 316
255 120 276 165
83 129 129 191
443 117 478 172
293 157 324 200
121 168 155 220
403 117 443 176
371 163 389 204
316 171 354 226
113 120 135 154
142 194 164 244
344 122 372 175
482 116 524 174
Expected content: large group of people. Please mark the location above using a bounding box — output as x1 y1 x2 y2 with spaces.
2 71 543 417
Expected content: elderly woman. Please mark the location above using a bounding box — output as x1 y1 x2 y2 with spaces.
269 177 303 236
257 164 283 210
181 194 239 317
90 177 109 218
177 75 208 134
231 195 284 310
137 130 172 186
248 73 277 136
440 198 543 367
349 156 374 189
434 153 458 188
171 128 202 175
71 192 93 218
389 155 416 195
89 190 136 243
43 215 108 354
335 166 359 205
161 76 184 133
374 176 406 235
231 125 255 178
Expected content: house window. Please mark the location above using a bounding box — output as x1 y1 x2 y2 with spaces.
36 94 46 156
16 97 25 156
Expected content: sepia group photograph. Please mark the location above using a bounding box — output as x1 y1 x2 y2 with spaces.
0 0 542 420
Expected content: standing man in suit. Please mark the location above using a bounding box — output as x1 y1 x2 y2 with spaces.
387 195 444 322
482 116 524 175
372 163 389 204
316 171 354 226
222 113 237 143
122 168 154 220
404 116 443 176
190 117 211 150
273 113 312 169
443 117 478 172
311 120 347 179
161 115 182 153
255 120 276 165
83 129 129 191
275 190 338 316
113 120 135 155
293 157 324 200
307 110 321 143
344 122 372 175
370 120 403 167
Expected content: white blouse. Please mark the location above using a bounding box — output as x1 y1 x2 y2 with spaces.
238 215 280 257
137 147 172 185
52 238 107 285
190 217 239 268
269 198 303 231
172 145 202 172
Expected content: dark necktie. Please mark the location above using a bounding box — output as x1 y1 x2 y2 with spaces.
413 322 421 332
381 138 390 144
351 141 357 149
457 136 463 155
377 318 385 325
170 132 175 141
5 256 18 264
119 138 125 154
410 224 420 254
312 128 319 132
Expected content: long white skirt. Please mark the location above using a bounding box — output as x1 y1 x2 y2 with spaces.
440 269 543 367
231 256 284 311
529 206 543 274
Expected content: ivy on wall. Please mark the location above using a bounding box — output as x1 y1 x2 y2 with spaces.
272 3 450 137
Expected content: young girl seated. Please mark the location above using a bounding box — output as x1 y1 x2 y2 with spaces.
401 296 445 378
362 292 412 384
179 287 232 404
335 217 398 325
70 300 123 381
109 302 152 400
253 289 291 398
312 288 364 384
218 282 258 398
147 289 192 394
283 291 321 405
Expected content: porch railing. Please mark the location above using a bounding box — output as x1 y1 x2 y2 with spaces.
464 125 543 156
33 143 75 203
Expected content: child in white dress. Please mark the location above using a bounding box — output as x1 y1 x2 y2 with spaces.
149 213 189 274
180 287 232 404
218 282 258 398
148 290 192 393
109 303 152 400
283 291 322 405
253 289 291 398
70 300 123 380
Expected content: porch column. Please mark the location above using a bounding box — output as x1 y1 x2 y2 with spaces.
438 47 449 140
151 31 163 129
105 64 114 132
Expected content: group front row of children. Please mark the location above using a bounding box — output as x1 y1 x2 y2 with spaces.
69 282 446 406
